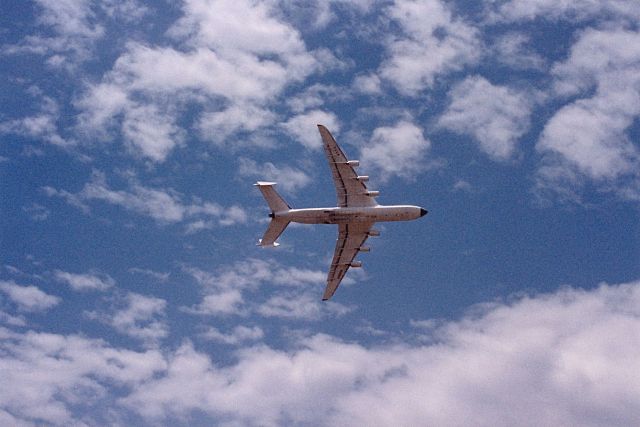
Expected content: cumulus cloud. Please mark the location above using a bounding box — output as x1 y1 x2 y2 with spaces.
128 268 170 283
119 280 640 426
352 74 382 95
536 28 640 202
380 0 481 95
0 327 165 425
438 76 532 160
0 95 69 146
239 158 311 193
75 0 321 160
2 280 640 425
2 0 104 67
0 280 60 312
45 170 247 226
54 269 114 291
281 110 340 149
86 291 168 346
492 32 546 70
359 120 432 181
182 259 350 319
200 325 264 345
487 0 640 24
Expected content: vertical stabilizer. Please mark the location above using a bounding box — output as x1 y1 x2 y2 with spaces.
254 182 290 213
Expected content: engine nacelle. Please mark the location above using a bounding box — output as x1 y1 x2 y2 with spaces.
357 175 369 182
347 160 360 167
358 246 370 252
367 229 380 237
350 261 363 268
366 190 379 197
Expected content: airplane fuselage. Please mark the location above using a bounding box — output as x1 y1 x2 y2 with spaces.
274 205 427 224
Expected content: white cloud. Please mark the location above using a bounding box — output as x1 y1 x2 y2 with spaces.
352 74 382 95
492 32 546 70
0 96 69 146
438 76 532 160
536 28 640 202
22 203 50 221
380 0 481 95
75 0 320 160
2 0 104 67
0 326 165 425
182 259 349 319
281 110 340 149
286 84 347 114
0 280 60 312
128 268 170 283
257 290 352 320
86 292 168 346
200 325 264 345
122 104 184 162
197 103 276 142
122 280 640 426
54 270 115 292
46 170 248 226
487 0 640 24
0 310 27 327
239 158 311 193
360 120 432 181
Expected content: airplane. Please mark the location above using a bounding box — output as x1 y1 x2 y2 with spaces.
255 124 428 300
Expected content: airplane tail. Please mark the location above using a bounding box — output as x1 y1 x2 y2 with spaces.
254 182 290 247
254 181 290 213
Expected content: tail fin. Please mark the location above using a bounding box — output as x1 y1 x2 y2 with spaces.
254 182 290 247
254 182 290 213
258 218 289 247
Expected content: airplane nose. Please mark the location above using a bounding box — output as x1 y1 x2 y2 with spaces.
420 208 428 217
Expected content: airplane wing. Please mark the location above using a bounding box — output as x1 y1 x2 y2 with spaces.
322 221 374 300
318 125 377 208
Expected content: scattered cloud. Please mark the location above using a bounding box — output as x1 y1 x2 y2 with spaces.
86 291 168 346
452 179 473 193
200 325 264 345
536 28 640 202
0 95 69 146
74 0 322 160
487 0 640 24
2 0 104 67
0 280 60 312
438 76 532 160
257 290 352 320
45 170 248 226
22 203 50 221
54 269 115 292
380 0 481 95
0 326 165 425
121 280 640 426
182 259 350 319
352 74 382 95
492 32 546 70
360 120 433 181
239 158 311 193
281 110 340 149
128 268 170 283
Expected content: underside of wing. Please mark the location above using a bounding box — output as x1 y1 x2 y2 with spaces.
322 222 374 300
318 125 378 208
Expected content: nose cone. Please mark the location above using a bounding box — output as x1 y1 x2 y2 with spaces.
420 208 428 217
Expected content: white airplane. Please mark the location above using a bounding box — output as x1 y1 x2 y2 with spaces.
255 125 428 300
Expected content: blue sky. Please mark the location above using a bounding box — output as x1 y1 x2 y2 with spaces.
1 0 640 425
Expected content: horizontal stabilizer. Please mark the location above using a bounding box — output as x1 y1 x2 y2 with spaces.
258 219 289 247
